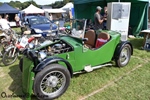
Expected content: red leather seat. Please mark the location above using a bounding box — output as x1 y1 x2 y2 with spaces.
95 32 110 48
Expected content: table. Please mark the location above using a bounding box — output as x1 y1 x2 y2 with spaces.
140 30 150 50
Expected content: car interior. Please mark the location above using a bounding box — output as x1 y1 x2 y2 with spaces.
84 30 110 49
84 30 96 48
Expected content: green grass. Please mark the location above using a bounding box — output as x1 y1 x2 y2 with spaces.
87 63 150 100
0 38 150 100
12 27 22 34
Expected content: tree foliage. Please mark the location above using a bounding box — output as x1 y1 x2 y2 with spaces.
0 0 73 10
48 0 73 8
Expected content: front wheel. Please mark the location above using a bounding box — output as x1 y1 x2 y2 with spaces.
34 64 71 100
2 47 18 66
115 44 131 67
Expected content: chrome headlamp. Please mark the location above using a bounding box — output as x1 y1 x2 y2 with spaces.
29 43 35 49
38 51 47 61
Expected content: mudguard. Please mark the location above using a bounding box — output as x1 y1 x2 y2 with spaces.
113 41 133 59
0 33 6 37
0 33 9 40
33 57 73 77
5 45 16 51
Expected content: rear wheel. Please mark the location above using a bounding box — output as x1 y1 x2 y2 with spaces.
34 64 70 100
115 44 131 67
2 47 18 66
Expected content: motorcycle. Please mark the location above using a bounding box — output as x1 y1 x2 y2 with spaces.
2 34 36 66
2 32 54 66
0 28 16 57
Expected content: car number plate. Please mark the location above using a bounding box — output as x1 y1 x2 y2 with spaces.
20 37 28 47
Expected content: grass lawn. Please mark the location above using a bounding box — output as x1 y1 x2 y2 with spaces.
12 27 22 34
0 38 150 100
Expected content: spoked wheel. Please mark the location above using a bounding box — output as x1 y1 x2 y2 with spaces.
34 64 70 100
2 47 18 66
115 44 131 67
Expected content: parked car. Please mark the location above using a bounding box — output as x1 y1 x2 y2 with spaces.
19 19 133 100
21 15 58 36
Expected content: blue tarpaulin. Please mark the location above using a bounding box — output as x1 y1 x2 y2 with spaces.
0 3 19 14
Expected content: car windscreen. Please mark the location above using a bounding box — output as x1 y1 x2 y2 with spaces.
70 19 86 39
30 17 51 25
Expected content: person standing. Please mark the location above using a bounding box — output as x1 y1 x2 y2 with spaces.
14 14 20 26
0 15 10 30
94 6 104 30
49 13 53 21
103 6 108 30
4 14 9 21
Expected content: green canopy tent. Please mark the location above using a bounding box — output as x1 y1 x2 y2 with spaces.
73 0 149 36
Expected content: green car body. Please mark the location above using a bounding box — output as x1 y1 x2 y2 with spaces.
19 20 133 100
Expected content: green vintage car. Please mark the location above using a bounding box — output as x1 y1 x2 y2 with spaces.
19 19 133 100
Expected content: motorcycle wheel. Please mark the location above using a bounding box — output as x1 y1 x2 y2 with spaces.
2 47 19 66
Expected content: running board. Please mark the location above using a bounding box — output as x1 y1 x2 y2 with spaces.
84 63 112 72
73 63 113 75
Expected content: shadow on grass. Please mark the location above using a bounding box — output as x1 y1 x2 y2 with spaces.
129 38 150 52
0 59 4 67
8 61 38 100
129 38 144 50
8 63 24 100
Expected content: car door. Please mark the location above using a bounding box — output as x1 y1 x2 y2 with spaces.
74 38 117 70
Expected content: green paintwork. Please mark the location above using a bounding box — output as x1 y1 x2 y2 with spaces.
56 31 120 72
21 30 121 100
21 57 35 100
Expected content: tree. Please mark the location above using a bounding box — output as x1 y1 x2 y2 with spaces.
0 0 73 10
64 0 70 4
52 1 64 8
20 0 39 10
0 2 3 6
9 1 22 9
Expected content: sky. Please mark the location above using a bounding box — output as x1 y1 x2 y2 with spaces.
1 0 63 5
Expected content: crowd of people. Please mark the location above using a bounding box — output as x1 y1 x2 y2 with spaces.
0 5 107 32
0 14 21 29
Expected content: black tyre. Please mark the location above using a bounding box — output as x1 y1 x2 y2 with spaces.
2 47 18 66
115 44 131 67
34 64 71 100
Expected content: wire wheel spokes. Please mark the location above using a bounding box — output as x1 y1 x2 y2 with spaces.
2 47 18 65
40 71 66 95
120 47 130 65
